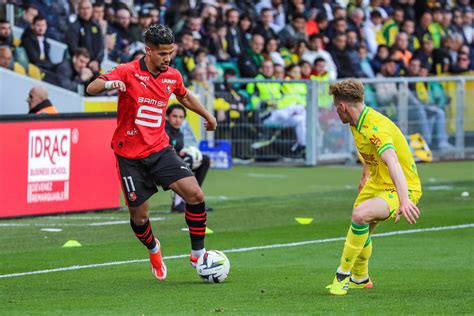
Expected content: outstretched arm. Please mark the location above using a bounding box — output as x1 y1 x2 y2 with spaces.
381 148 420 224
86 78 126 95
176 91 217 131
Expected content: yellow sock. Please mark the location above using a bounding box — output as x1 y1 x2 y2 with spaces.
352 236 372 281
339 222 370 274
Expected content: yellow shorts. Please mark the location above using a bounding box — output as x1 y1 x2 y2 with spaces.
354 181 422 220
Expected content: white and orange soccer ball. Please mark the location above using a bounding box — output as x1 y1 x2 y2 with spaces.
195 250 230 283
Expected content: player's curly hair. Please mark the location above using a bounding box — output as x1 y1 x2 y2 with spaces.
329 79 364 104
144 24 175 47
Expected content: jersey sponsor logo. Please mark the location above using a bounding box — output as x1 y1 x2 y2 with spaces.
162 78 176 84
137 96 166 107
369 134 382 148
127 128 138 136
359 152 377 165
135 73 150 81
27 129 72 203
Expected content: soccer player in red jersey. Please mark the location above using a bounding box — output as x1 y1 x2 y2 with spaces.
86 25 217 281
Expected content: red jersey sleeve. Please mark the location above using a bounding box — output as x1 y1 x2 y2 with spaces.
173 71 187 97
98 64 127 82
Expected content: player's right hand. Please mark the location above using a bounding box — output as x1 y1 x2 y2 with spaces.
105 80 126 92
395 200 420 224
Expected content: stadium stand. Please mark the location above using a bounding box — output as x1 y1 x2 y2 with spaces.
0 0 473 160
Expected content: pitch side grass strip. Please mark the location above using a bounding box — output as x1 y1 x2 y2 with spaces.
1 223 472 279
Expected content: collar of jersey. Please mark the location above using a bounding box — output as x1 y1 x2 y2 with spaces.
356 105 370 132
140 57 162 78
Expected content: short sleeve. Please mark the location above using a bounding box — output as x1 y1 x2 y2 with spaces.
367 125 395 156
173 71 187 97
98 64 126 82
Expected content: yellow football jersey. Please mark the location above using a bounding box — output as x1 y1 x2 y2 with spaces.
351 106 421 192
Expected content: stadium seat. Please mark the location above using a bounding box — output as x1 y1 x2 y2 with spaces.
364 85 379 110
27 63 43 80
13 62 26 76
13 47 30 70
216 61 240 78
13 37 21 47
61 49 70 64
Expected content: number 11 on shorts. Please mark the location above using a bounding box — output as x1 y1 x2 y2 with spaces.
122 176 136 192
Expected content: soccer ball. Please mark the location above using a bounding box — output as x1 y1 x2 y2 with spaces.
183 146 203 170
196 250 230 283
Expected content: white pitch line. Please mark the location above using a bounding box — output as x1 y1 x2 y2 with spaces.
246 173 288 179
0 217 164 228
42 216 128 220
1 223 472 279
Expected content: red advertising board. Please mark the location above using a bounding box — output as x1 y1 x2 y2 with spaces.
0 114 121 218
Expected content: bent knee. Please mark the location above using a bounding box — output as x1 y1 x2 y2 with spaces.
129 207 149 226
185 188 204 204
352 208 369 225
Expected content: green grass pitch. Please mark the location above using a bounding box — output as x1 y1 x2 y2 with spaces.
1 161 473 314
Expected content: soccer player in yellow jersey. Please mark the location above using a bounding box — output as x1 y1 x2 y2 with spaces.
326 79 422 295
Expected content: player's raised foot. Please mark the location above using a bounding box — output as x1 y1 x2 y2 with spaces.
349 277 373 289
189 253 199 267
327 273 350 295
149 239 167 281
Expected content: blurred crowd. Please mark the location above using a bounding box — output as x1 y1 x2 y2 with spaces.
0 0 472 153
0 0 472 92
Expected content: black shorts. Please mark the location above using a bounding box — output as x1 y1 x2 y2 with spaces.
116 146 194 207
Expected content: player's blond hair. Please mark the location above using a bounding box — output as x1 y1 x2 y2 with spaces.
329 79 364 105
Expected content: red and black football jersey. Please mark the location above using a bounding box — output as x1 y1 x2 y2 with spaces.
99 58 187 159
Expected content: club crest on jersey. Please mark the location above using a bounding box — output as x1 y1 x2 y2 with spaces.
128 192 137 201
166 85 171 94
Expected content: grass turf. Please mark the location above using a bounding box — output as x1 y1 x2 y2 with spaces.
1 161 473 314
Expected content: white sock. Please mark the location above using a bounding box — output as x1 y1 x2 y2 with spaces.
191 248 206 258
149 239 160 254
336 267 350 276
174 194 184 206
351 276 369 283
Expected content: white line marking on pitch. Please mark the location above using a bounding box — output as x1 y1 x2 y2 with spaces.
1 223 472 279
0 217 164 228
246 173 288 179
42 216 129 220
204 195 229 201
427 185 453 191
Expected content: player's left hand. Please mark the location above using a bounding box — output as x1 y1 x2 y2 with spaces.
395 200 420 224
204 116 217 131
